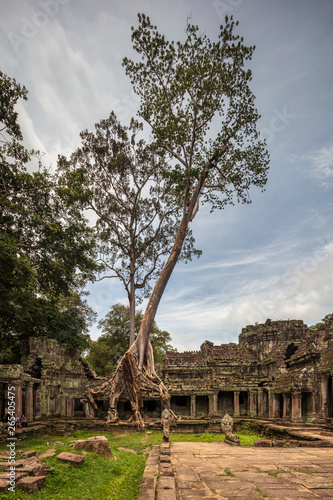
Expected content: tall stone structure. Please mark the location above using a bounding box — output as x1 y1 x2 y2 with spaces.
159 315 333 423
0 338 103 421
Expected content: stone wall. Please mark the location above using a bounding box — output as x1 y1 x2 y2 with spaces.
0 337 104 421
160 315 333 422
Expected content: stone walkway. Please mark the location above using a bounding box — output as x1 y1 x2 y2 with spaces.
170 442 333 499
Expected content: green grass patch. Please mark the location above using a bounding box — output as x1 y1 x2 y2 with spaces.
217 468 235 477
256 487 268 497
0 428 267 499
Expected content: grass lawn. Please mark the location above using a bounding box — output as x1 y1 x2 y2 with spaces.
0 427 265 499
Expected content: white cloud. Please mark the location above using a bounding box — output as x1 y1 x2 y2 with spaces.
300 144 333 188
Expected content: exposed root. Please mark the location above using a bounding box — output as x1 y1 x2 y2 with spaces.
83 339 171 430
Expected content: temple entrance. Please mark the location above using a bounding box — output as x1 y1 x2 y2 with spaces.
196 396 209 417
239 391 248 415
218 391 234 415
143 399 161 418
302 392 313 420
171 396 190 416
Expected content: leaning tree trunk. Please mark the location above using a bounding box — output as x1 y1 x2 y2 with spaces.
83 162 213 429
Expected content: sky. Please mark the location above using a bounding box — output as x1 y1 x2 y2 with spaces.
1 0 333 351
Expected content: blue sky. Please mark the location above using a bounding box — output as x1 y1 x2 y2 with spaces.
1 0 333 351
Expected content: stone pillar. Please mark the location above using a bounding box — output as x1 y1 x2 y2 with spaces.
60 397 67 417
268 391 274 418
190 395 196 417
320 376 327 418
210 393 218 415
66 398 74 417
311 391 316 416
14 383 23 417
282 394 287 418
24 382 34 421
271 394 279 417
291 392 302 421
285 393 292 418
234 391 240 417
249 391 257 417
257 389 263 417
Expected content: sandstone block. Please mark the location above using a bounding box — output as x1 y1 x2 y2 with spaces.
0 479 9 493
57 452 85 465
73 436 113 458
17 476 47 492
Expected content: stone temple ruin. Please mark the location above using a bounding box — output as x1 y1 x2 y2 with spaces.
0 338 103 422
1 315 333 425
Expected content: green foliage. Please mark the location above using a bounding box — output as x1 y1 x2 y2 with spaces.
85 304 176 376
0 71 99 359
123 14 269 213
309 313 333 330
58 113 200 314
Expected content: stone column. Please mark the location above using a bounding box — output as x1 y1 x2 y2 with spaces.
320 376 328 418
234 391 240 417
268 391 274 418
190 395 196 417
249 391 257 417
14 383 23 417
291 392 302 421
66 398 74 417
211 393 218 415
24 382 34 421
257 389 263 417
282 394 288 418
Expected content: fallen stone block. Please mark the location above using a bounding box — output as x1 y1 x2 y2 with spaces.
73 436 113 458
17 476 47 492
57 452 84 465
0 471 27 481
21 450 37 458
22 457 47 476
38 448 56 459
0 479 10 493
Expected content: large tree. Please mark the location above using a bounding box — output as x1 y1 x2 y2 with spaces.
0 70 98 360
85 304 175 376
83 15 269 427
58 115 199 346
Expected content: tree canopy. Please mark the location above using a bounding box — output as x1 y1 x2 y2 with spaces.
58 113 200 345
85 303 175 376
0 70 98 361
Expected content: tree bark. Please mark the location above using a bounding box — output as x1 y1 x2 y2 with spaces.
131 162 211 369
129 254 136 347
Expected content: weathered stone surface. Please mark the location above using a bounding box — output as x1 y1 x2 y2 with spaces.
17 476 47 492
160 315 333 422
21 450 37 458
159 462 173 476
21 457 47 476
38 448 56 458
0 479 9 492
221 413 234 435
161 408 171 442
73 436 113 458
57 452 85 465
254 439 272 447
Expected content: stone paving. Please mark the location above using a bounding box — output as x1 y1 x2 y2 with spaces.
170 442 333 499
